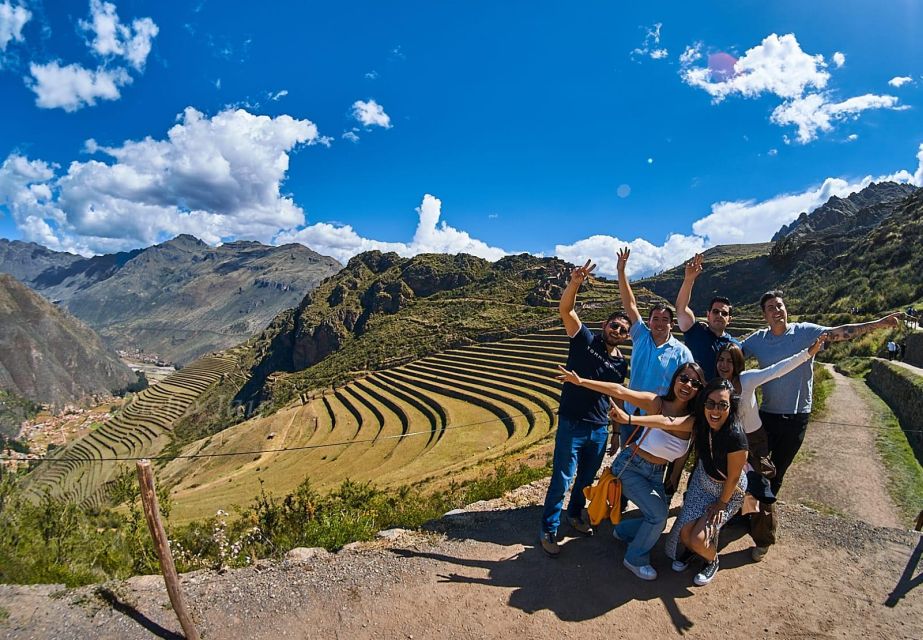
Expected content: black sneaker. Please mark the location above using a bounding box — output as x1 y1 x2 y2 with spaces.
694 557 719 586
567 513 594 536
539 531 560 557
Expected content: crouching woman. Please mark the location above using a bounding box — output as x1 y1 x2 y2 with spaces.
662 378 747 585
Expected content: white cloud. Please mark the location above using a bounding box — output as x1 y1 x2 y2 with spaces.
342 130 360 143
768 148 779 156
888 76 913 88
28 62 131 112
352 99 392 128
557 143 923 277
679 43 702 66
0 0 30 50
632 22 668 61
0 107 324 253
681 33 829 102
275 194 508 264
556 233 707 280
847 133 858 141
770 93 900 143
364 70 378 80
79 0 158 71
269 89 288 101
832 51 845 68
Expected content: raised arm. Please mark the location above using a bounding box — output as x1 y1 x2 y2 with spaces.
740 335 827 393
675 254 702 332
556 365 661 413
609 402 694 433
826 312 902 343
559 259 596 337
616 247 641 325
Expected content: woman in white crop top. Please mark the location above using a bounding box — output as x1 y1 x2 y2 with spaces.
714 335 826 475
556 362 705 581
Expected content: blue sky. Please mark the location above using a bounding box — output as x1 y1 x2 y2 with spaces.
0 1 921 276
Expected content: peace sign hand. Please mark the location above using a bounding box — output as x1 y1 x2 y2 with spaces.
616 247 631 273
569 259 597 286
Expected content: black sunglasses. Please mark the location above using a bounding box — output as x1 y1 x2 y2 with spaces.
606 321 629 335
704 400 731 410
678 374 704 389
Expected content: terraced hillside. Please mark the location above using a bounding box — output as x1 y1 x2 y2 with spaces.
162 305 765 521
22 353 243 509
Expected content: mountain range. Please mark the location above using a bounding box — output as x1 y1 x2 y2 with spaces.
0 235 342 365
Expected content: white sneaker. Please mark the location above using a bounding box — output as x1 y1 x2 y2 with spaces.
671 550 693 572
623 559 657 581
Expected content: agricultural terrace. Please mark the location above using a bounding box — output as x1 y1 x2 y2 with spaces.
163 300 764 522
21 353 242 509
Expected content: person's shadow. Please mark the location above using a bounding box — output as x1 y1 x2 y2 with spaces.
885 534 923 607
412 505 753 634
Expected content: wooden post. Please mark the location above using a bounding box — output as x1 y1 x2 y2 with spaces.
136 460 201 640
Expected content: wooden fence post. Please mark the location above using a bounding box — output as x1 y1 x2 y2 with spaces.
136 459 201 640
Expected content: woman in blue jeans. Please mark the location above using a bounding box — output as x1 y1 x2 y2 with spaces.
557 362 705 580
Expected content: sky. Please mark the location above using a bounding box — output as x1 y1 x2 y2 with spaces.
0 1 922 277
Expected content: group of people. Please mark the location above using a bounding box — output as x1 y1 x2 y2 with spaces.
540 249 901 587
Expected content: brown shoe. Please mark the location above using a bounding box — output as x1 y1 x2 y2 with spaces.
568 513 594 536
540 532 560 557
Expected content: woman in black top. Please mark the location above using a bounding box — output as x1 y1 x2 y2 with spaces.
664 378 748 586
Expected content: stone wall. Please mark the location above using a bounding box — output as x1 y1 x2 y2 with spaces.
903 331 923 368
867 359 923 464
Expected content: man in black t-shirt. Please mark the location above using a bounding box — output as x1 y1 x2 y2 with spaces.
540 259 630 557
675 253 738 381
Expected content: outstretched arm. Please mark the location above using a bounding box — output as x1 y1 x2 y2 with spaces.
559 259 595 338
675 254 702 332
556 365 661 413
609 402 694 433
741 335 827 392
826 312 902 343
616 247 641 325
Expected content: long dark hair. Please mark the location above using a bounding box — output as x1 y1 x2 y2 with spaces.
692 378 743 458
661 362 706 403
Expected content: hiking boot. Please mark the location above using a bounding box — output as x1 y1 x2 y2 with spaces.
623 559 657 581
671 550 694 572
751 545 769 562
567 513 593 536
539 531 560 557
694 557 720 586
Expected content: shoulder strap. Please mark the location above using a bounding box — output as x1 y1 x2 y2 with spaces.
615 426 651 481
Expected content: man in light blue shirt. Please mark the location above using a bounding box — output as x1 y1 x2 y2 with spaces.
741 289 901 561
615 247 693 450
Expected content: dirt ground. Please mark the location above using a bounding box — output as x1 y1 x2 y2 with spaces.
2 367 921 639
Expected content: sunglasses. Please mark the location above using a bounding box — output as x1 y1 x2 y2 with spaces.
710 308 730 317
678 374 704 389
606 321 629 335
704 400 731 411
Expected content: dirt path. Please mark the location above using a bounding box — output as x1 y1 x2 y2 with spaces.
783 364 903 528
1 488 920 640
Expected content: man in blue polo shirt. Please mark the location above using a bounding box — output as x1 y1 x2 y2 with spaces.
675 253 739 380
615 247 693 450
540 259 630 557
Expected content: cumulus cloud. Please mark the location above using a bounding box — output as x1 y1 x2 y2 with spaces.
28 62 131 111
342 130 360 143
79 0 158 70
679 43 702 66
771 93 900 143
888 76 913 88
0 0 30 50
555 233 707 280
275 194 507 264
681 33 908 143
0 107 324 253
681 33 829 101
352 99 392 128
25 0 157 111
632 22 668 61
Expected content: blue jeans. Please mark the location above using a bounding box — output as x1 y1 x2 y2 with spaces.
541 415 609 535
611 448 669 566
